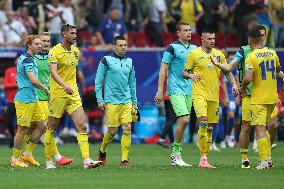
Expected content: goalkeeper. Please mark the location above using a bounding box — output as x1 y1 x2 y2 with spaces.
95 36 138 168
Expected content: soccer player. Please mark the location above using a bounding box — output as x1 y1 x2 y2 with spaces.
183 29 237 168
96 35 137 167
154 22 197 167
44 24 101 169
20 32 72 168
211 25 278 168
241 29 281 169
10 35 49 168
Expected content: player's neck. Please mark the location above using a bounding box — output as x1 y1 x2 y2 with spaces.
251 44 263 51
178 39 188 46
27 49 35 57
201 46 212 53
62 40 72 51
39 49 47 54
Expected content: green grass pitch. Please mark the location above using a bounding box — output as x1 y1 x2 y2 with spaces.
0 142 284 189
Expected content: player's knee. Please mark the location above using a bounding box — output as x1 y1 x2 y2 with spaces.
199 116 208 122
27 127 33 135
228 112 235 119
108 128 118 136
17 126 28 135
180 116 189 126
122 123 131 132
78 122 87 132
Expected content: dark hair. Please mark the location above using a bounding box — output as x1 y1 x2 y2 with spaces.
176 21 190 31
253 24 266 34
202 28 215 34
61 24 76 34
113 35 126 45
247 29 261 38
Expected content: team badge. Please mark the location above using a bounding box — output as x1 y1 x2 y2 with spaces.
216 56 220 62
74 52 79 59
48 54 53 60
50 108 54 114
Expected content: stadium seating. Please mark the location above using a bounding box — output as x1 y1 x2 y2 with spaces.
190 33 201 46
134 32 149 47
226 33 241 47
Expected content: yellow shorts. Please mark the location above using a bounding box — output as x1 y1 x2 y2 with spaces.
105 103 132 127
38 101 49 120
193 97 219 123
49 95 82 118
250 104 276 126
242 96 251 122
15 101 46 127
271 105 277 118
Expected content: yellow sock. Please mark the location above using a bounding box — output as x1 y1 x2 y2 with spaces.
100 132 114 153
77 132 90 160
206 127 213 156
240 148 249 161
257 138 268 161
44 128 54 161
265 131 271 158
198 122 208 156
51 135 59 156
25 141 37 154
121 131 131 161
12 147 21 160
19 134 30 155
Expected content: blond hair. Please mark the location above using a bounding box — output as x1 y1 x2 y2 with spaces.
38 31 51 36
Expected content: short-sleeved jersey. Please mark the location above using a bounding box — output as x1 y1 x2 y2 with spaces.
48 43 81 98
15 53 39 103
245 48 280 104
35 52 49 101
185 47 226 102
162 40 197 96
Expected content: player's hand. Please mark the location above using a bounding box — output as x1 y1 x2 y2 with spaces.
232 83 239 96
240 87 247 98
222 97 229 107
154 91 163 105
132 104 138 110
98 102 105 110
190 74 201 82
210 56 219 66
44 87 50 98
63 84 74 95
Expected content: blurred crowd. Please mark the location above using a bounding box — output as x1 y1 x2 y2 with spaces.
0 0 284 48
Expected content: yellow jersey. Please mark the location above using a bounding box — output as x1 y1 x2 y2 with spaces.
245 48 280 104
185 47 226 102
48 43 81 98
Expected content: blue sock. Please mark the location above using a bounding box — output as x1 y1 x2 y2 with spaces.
212 123 218 143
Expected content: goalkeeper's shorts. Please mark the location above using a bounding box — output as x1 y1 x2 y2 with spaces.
169 94 192 117
105 103 132 127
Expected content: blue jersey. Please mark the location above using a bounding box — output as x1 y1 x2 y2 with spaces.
15 53 39 103
162 40 197 96
95 52 137 104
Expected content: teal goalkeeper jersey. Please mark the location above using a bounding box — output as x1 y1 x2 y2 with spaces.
162 40 197 96
95 52 137 105
34 52 49 101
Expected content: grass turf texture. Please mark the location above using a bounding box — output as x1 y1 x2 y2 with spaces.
0 142 284 189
